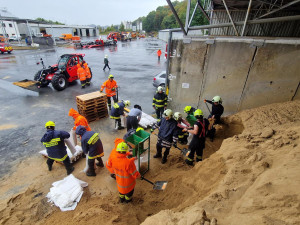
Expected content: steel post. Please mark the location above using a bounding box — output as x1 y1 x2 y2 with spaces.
258 0 300 19
197 0 210 21
221 0 239 36
185 0 192 33
241 0 253 36
166 0 187 35
189 2 199 27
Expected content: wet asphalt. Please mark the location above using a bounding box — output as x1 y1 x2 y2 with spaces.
0 38 166 178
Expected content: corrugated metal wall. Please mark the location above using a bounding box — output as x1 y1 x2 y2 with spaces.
210 10 300 37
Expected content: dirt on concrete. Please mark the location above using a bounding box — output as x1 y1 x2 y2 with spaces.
0 100 300 225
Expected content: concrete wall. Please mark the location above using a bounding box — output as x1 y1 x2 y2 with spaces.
168 37 300 117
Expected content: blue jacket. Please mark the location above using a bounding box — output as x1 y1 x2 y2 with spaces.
76 126 104 159
41 129 70 161
110 102 125 119
155 117 178 143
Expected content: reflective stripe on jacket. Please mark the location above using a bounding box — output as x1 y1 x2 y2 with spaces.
77 65 86 81
106 152 140 194
41 129 70 161
101 79 117 97
106 138 126 174
110 102 125 119
84 63 91 79
153 92 167 108
80 130 104 158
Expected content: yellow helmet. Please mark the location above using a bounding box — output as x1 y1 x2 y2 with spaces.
116 142 129 153
45 121 55 128
184 106 192 113
124 100 131 107
136 127 144 132
108 74 114 79
194 109 203 117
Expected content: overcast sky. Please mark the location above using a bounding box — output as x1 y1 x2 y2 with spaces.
0 0 169 26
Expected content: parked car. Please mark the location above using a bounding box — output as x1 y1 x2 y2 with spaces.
153 71 166 87
9 35 22 41
0 43 13 54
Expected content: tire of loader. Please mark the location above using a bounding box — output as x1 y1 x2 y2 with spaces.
52 74 67 91
34 71 50 87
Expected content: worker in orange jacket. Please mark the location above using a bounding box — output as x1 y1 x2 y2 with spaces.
157 49 162 60
106 138 126 179
100 74 118 110
83 63 92 86
106 142 140 203
77 63 87 89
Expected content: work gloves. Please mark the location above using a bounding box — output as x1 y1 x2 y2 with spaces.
204 99 207 103
100 90 103 93
110 174 116 180
150 129 154 133
173 143 177 148
112 87 115 91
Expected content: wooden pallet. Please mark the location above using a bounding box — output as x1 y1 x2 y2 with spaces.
76 91 108 123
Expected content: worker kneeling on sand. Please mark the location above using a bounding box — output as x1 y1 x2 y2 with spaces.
110 100 130 130
183 109 211 165
106 142 140 203
151 109 178 164
41 121 74 175
76 126 104 176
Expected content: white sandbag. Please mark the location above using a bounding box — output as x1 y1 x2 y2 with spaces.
46 174 88 211
138 112 157 128
134 151 149 169
64 139 76 155
39 145 83 163
70 129 77 146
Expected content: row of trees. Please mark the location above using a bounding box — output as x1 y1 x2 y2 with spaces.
142 0 209 32
35 18 64 25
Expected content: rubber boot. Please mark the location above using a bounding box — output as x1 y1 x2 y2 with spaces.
47 163 52 171
96 158 104 167
161 155 167 164
185 159 194 166
86 168 96 177
67 166 74 175
153 153 162 158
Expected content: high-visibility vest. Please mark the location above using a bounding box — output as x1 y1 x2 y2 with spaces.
101 79 117 97
84 64 91 79
77 67 86 81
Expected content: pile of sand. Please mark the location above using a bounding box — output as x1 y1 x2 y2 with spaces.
0 100 299 225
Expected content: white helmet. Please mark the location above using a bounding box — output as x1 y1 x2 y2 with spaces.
163 109 173 118
124 100 131 107
105 55 108 58
157 86 163 92
173 112 182 121
212 96 222 104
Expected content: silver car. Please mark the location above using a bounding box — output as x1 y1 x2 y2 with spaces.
153 71 166 87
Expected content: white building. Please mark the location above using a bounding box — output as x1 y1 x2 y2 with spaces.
0 8 97 39
0 8 20 37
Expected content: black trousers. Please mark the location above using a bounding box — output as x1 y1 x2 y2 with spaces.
103 63 111 70
119 189 134 202
155 107 165 120
88 157 103 174
80 80 86 88
156 142 170 158
107 95 117 109
187 141 204 161
47 156 72 171
126 116 138 131
86 77 91 85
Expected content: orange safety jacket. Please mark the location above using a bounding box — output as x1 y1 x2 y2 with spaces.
106 150 140 194
157 50 162 56
106 138 125 174
68 108 91 131
84 63 91 79
77 64 86 81
101 79 117 97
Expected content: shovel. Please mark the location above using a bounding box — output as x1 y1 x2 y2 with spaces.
141 176 168 190
205 101 212 115
153 133 190 156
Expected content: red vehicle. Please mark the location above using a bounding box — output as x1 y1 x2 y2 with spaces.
107 32 121 40
34 54 92 91
0 43 13 54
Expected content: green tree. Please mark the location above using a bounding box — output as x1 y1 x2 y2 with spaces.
120 23 125 32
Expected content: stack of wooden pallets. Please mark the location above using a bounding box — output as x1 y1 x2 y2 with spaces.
76 92 108 122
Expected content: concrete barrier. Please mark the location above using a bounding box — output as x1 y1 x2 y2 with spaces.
168 37 300 117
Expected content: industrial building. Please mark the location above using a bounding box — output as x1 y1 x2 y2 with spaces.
0 8 97 39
